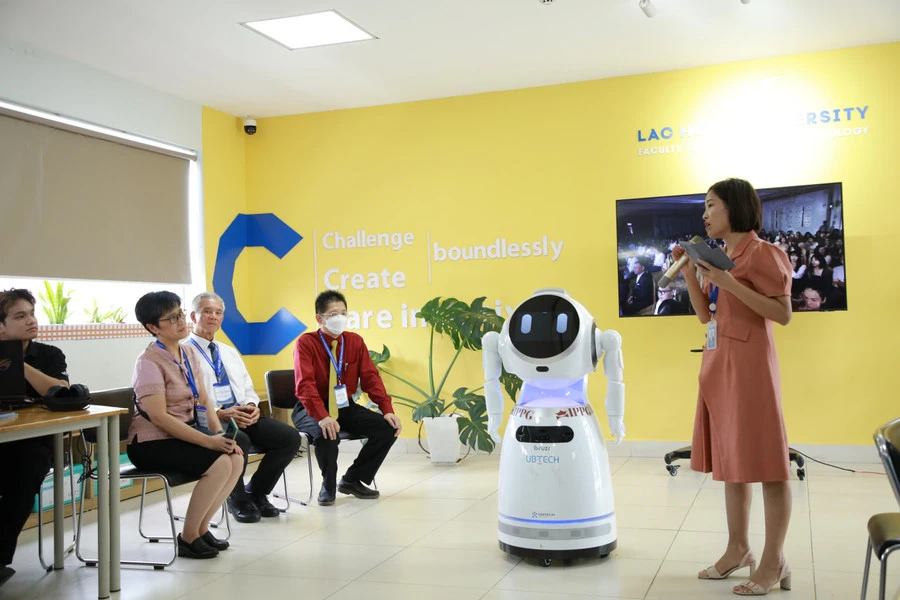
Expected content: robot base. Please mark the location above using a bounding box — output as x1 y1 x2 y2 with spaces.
500 539 617 567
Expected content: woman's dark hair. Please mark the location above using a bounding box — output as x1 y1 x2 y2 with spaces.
315 290 347 314
135 291 182 335
0 288 36 323
708 178 762 233
809 254 824 268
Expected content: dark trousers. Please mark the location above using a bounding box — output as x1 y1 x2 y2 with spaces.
292 402 396 491
0 437 53 565
231 416 302 497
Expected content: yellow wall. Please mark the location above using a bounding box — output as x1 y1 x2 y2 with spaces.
202 42 900 445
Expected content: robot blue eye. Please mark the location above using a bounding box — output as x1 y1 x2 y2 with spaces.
520 314 532 334
556 314 568 333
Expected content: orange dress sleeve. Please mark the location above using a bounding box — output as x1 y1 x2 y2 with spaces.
749 243 792 298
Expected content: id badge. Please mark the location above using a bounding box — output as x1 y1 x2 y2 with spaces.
195 405 210 430
334 384 350 408
213 383 235 408
706 319 718 350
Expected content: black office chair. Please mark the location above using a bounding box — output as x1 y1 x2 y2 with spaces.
74 387 229 570
264 370 314 507
861 417 900 599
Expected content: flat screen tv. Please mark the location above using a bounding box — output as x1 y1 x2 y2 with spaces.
616 182 846 317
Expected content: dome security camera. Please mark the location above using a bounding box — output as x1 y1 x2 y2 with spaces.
243 118 257 135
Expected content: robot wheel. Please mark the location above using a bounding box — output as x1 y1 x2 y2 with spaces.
797 468 805 480
666 464 680 477
540 558 552 567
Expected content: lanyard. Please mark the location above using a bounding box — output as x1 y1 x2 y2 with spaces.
709 285 720 317
318 332 345 384
155 341 199 400
190 338 224 379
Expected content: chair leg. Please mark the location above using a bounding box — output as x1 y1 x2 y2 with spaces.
271 433 314 507
862 538 872 600
879 555 887 600
37 436 78 571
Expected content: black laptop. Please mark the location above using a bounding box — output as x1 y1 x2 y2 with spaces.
0 339 28 409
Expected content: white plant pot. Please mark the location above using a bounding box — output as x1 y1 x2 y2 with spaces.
422 415 461 464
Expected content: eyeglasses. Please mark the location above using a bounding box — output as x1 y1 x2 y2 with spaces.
320 312 348 319
658 289 674 295
158 310 186 325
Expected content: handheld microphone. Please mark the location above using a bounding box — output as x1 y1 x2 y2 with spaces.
658 236 704 288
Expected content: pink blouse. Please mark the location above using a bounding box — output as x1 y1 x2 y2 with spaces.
127 341 206 443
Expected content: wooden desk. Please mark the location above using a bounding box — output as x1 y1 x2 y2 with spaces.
0 405 126 599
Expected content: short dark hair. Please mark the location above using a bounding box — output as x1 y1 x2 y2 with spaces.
0 288 36 323
708 178 762 233
315 290 347 314
135 291 182 335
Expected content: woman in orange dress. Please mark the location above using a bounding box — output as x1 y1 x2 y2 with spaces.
672 178 793 596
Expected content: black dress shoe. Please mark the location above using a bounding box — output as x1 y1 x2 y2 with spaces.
201 531 229 551
0 566 15 588
317 485 336 506
226 494 261 523
177 534 218 559
337 478 380 499
249 491 281 518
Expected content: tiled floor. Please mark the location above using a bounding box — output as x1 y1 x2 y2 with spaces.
3 451 899 599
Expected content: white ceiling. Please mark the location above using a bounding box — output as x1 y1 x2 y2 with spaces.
1 0 898 118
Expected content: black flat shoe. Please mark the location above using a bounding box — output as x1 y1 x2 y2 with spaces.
227 494 261 523
201 531 229 551
337 478 380 499
177 534 218 559
249 491 281 518
318 485 336 506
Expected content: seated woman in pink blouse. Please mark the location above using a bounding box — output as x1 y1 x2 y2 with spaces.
127 291 243 559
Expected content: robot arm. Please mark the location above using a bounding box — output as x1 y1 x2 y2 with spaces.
595 329 626 445
482 331 504 443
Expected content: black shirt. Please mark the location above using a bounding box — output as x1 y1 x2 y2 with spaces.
24 340 68 399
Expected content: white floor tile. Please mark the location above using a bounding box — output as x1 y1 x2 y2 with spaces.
357 546 520 589
497 555 661 598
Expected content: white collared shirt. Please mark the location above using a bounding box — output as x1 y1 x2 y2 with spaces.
183 333 260 407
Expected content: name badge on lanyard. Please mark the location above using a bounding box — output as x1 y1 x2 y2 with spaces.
319 332 349 408
707 285 719 351
190 339 236 409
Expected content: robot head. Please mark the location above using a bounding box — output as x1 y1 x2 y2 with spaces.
500 288 597 387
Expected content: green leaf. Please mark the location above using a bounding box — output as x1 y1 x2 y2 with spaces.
38 280 72 325
369 345 391 366
500 370 523 403
452 297 505 351
411 397 445 422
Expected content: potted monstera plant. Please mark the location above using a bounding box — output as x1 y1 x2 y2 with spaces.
369 297 521 462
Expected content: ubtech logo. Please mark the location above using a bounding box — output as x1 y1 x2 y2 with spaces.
212 213 306 355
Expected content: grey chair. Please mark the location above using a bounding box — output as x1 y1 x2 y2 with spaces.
75 387 229 570
861 417 900 599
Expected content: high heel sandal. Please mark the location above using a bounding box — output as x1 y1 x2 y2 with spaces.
733 563 791 596
698 549 756 580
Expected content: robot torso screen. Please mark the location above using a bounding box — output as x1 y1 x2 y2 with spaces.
509 295 580 359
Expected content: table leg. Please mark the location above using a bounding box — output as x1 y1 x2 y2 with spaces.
108 416 121 592
53 433 64 569
97 418 110 599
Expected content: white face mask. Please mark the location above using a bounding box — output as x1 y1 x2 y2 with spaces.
324 314 348 335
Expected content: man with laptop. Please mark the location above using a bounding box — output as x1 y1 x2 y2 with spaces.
0 289 70 588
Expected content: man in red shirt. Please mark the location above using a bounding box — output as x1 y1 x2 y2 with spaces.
292 291 402 505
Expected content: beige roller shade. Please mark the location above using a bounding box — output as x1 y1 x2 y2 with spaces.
0 113 191 283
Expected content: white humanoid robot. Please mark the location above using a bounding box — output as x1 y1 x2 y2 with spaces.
482 288 625 566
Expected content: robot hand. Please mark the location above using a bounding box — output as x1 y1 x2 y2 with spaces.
608 416 626 445
488 410 503 443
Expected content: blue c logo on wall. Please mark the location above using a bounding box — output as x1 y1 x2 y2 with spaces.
212 213 306 355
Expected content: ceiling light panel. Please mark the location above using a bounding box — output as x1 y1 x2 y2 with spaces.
243 10 375 50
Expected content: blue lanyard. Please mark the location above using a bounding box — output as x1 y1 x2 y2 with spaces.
709 285 720 317
318 332 345 383
190 338 224 379
156 341 199 400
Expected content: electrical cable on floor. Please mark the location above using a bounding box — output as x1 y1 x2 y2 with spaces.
793 449 885 476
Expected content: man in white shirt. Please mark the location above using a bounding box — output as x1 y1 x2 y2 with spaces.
186 292 301 523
